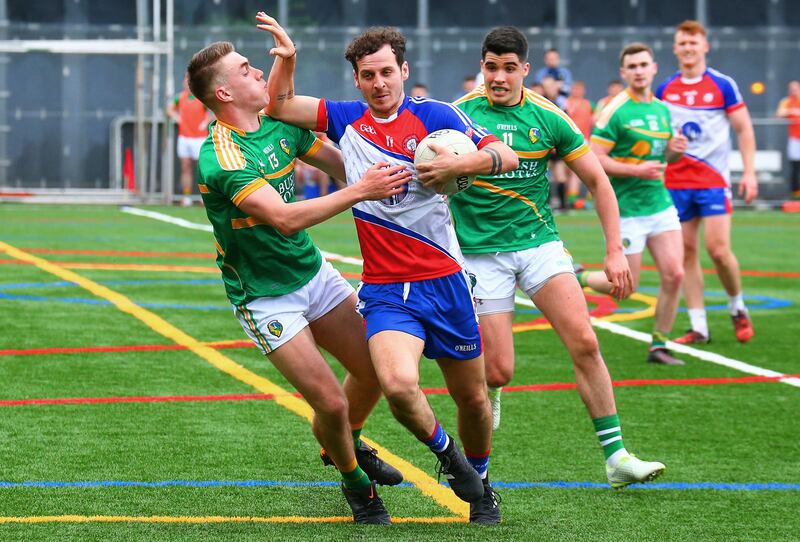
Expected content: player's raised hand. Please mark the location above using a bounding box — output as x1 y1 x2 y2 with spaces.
738 170 759 204
637 160 666 180
604 250 633 300
356 162 412 201
415 143 462 192
255 12 296 58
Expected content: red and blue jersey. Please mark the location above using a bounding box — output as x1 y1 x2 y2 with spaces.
315 95 498 284
655 68 746 189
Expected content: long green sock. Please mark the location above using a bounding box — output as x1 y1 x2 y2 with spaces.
576 270 589 287
340 458 371 490
592 414 627 462
352 426 363 449
651 331 668 350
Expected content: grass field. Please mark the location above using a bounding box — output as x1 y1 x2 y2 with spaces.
0 204 798 541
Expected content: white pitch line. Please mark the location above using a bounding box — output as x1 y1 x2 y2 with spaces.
122 207 800 389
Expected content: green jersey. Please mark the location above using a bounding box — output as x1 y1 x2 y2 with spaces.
198 115 323 304
591 90 674 218
452 85 588 253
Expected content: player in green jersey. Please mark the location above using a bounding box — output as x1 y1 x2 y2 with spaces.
576 43 688 366
453 27 666 488
188 41 412 524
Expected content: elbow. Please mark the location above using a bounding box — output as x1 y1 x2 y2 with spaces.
273 218 300 237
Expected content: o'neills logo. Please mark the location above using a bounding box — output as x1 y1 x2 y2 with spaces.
454 343 477 352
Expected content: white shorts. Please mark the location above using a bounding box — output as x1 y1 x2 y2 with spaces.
464 241 574 316
233 260 355 355
177 136 205 160
788 138 800 161
620 206 681 255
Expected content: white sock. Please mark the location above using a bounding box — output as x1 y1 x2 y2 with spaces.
607 448 630 469
688 308 708 337
728 293 746 315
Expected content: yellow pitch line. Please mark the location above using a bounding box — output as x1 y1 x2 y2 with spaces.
0 241 468 518
0 515 468 525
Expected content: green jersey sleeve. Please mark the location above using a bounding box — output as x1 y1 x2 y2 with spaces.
591 108 619 149
204 159 267 208
549 109 587 160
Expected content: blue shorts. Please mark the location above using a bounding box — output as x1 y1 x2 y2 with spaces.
356 271 482 361
668 187 732 222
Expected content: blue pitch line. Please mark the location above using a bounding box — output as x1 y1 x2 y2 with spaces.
1 479 797 491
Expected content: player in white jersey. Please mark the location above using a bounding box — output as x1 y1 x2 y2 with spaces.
258 13 518 524
655 20 757 344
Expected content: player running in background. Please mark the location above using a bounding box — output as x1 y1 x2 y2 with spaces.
187 41 409 525
452 27 666 488
656 20 758 344
576 43 688 366
260 13 518 524
167 73 214 206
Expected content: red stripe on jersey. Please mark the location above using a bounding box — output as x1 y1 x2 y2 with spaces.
353 109 430 159
315 99 327 132
726 102 746 114
665 155 728 189
476 134 500 149
660 76 726 109
354 219 462 283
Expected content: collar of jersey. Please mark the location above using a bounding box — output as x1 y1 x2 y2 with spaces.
214 116 264 137
679 69 707 85
625 87 653 103
370 94 409 124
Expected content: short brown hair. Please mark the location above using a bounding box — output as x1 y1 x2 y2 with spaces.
187 41 235 110
344 27 406 72
675 20 707 37
619 42 654 66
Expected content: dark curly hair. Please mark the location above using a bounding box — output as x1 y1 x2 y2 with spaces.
344 27 406 72
481 26 528 61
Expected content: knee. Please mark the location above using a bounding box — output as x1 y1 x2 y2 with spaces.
707 244 730 265
485 357 513 388
569 331 601 366
661 266 684 291
313 393 349 422
381 378 420 409
453 387 490 414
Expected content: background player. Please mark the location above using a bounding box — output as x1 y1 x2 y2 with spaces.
776 80 800 199
452 27 666 488
577 43 688 366
188 40 410 524
260 13 518 524
167 73 213 206
655 20 757 344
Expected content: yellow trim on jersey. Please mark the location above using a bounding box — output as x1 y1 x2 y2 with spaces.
213 238 225 257
452 85 487 106
562 144 589 163
594 91 631 130
524 89 582 134
212 124 247 171
264 159 297 180
473 179 550 228
232 178 267 207
625 126 672 139
516 149 552 159
590 135 615 148
215 119 246 137
300 137 324 158
230 216 268 230
198 184 209 193
612 156 649 165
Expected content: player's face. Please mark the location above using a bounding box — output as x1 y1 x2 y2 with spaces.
789 81 800 97
217 52 268 111
620 51 657 93
481 52 530 107
353 44 409 118
673 31 708 69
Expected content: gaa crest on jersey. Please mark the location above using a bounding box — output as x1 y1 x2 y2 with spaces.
403 134 419 153
529 127 540 144
279 138 291 156
267 320 284 337
622 238 631 249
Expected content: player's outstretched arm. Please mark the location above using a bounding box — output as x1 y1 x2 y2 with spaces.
238 163 411 236
567 150 633 300
416 141 518 189
729 106 759 204
256 12 320 129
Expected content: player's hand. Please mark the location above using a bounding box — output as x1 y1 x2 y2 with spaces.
738 170 759 204
415 143 462 192
604 249 633 300
255 12 296 59
668 133 688 155
636 160 666 180
356 162 412 201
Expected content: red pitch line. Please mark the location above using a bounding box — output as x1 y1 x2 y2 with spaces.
20 248 214 259
2 375 796 408
0 375 800 407
580 262 800 279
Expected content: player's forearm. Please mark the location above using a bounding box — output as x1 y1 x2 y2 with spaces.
736 125 757 176
592 179 625 254
459 142 518 177
664 148 683 164
266 53 297 119
596 153 639 178
267 188 362 236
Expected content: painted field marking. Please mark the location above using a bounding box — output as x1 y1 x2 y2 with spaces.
117 207 800 391
0 240 468 519
0 515 466 525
